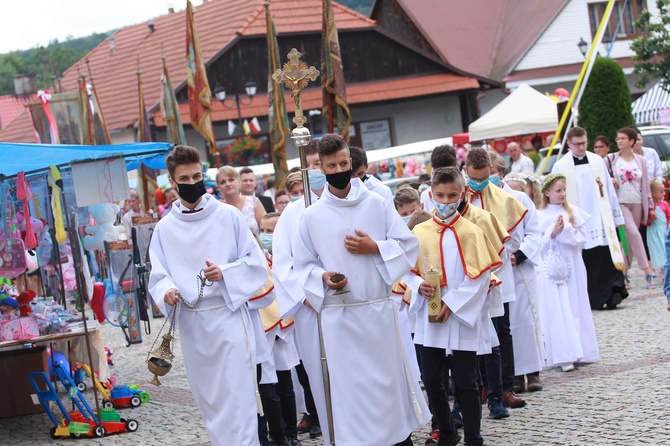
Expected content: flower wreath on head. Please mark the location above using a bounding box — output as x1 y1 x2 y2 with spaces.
522 173 542 185
504 173 527 185
541 173 566 193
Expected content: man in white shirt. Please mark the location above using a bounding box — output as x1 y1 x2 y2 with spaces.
507 142 535 174
123 190 143 240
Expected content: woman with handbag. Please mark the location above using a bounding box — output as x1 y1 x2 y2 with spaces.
606 127 656 289
536 174 599 372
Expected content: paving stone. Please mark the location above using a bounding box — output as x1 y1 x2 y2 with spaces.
1 268 668 445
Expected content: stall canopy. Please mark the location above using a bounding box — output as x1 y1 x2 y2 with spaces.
468 84 558 141
632 81 670 125
0 142 173 179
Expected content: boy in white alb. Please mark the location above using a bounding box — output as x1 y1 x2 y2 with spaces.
293 134 430 446
149 145 268 446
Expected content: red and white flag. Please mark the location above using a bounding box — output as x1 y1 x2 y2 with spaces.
249 117 261 134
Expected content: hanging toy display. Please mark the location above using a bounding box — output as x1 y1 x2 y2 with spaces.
0 181 27 279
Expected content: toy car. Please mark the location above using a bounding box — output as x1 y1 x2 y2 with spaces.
103 384 151 409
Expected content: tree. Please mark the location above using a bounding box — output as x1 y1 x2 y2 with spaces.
631 0 670 90
0 54 23 94
579 57 635 150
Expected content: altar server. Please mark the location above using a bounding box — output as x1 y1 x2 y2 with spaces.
149 145 268 446
293 134 430 446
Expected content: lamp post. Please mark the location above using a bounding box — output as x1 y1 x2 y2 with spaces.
577 37 588 59
213 80 258 136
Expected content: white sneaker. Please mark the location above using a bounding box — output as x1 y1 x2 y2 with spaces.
560 362 575 372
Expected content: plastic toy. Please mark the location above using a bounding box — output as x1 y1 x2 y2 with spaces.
28 364 138 438
79 363 150 409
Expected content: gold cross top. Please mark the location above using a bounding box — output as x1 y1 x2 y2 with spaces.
272 48 320 126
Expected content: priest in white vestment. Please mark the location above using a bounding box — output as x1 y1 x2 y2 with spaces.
293 135 429 446
149 146 268 446
552 126 627 310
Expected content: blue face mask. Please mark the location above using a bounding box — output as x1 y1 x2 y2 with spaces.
433 199 460 218
308 169 326 190
488 174 500 186
259 233 273 251
402 215 412 224
468 178 489 191
290 195 301 202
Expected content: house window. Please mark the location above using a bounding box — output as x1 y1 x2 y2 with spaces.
588 0 647 40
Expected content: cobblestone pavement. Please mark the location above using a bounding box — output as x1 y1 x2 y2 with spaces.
1 269 669 445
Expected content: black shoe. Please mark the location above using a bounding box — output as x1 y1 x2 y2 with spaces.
437 432 461 446
606 292 622 309
287 437 301 446
309 423 322 439
451 411 464 429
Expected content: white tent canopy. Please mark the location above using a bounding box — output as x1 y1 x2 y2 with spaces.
468 83 558 141
632 81 670 125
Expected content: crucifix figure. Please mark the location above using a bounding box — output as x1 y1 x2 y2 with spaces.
595 176 604 198
272 48 320 126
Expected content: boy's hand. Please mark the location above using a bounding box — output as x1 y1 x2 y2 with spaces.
419 281 436 299
344 230 380 254
666 301 670 312
323 272 348 290
303 299 314 311
203 260 223 282
164 288 181 306
435 303 452 323
510 253 517 266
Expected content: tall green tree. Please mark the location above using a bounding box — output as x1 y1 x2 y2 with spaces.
631 0 670 90
0 54 23 94
579 57 635 150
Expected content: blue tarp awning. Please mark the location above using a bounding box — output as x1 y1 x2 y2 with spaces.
0 142 173 179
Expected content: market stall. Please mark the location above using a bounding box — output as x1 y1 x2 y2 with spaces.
468 83 559 148
0 141 172 421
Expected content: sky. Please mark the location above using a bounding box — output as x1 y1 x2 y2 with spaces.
0 0 192 54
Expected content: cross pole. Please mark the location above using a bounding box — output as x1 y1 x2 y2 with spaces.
272 48 336 445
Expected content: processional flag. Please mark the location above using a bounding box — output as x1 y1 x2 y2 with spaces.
136 66 158 212
186 0 216 155
79 78 96 145
322 0 351 142
161 57 187 145
266 2 290 188
87 73 112 145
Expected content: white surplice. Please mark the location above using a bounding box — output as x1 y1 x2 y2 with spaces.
149 194 268 446
293 180 430 446
364 174 394 207
502 183 545 375
552 152 624 249
403 213 491 353
536 204 600 367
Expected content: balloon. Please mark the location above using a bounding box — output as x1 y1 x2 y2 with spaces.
155 187 166 206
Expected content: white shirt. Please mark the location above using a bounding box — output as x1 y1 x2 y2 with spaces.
510 154 535 174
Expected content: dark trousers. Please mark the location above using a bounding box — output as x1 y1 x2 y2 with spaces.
276 370 298 438
295 361 320 426
481 346 503 401
257 365 286 444
492 303 515 392
421 347 483 446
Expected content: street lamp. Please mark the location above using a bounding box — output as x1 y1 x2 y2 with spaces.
213 80 258 134
577 37 588 59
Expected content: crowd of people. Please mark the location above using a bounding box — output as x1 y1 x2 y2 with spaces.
134 127 670 446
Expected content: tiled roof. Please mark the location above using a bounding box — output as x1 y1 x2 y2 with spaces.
154 72 479 126
1 0 376 144
504 57 634 83
239 0 375 36
373 0 568 83
0 94 37 131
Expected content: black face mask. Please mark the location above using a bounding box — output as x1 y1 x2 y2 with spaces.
176 180 207 204
326 169 353 190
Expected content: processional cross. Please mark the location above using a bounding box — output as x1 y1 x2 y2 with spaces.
272 48 320 127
